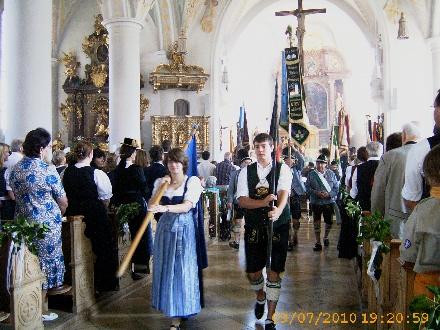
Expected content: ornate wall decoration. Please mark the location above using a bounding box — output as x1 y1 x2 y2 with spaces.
140 94 149 121
58 14 145 147
201 0 218 33
151 115 210 153
149 42 210 93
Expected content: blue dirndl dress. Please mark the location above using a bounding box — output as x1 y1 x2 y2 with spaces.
152 179 200 318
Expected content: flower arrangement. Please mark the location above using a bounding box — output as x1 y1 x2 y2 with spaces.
0 216 50 255
409 285 440 330
115 203 140 237
356 210 392 281
69 136 100 150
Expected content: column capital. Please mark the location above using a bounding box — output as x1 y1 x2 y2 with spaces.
427 36 440 53
98 0 155 23
102 17 145 31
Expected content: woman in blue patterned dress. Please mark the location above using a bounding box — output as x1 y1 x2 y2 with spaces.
8 128 68 322
148 148 202 330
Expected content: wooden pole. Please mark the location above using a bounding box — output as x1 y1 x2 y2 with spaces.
116 126 198 277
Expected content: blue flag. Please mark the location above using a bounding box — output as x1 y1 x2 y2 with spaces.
185 129 198 177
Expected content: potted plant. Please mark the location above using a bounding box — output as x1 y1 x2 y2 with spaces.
0 215 50 255
356 210 392 281
409 285 440 330
115 203 140 240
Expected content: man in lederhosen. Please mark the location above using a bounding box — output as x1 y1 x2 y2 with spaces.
236 133 292 330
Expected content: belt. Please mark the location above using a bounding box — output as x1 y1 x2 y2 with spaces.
0 196 11 201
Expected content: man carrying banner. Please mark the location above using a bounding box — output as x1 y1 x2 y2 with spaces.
236 133 292 330
305 154 340 251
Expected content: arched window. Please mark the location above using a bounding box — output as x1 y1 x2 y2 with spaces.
174 99 190 115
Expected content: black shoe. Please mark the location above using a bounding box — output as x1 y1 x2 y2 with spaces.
254 295 266 319
324 238 329 247
313 243 322 251
131 272 142 280
293 236 298 247
229 241 239 249
265 320 276 330
287 243 293 251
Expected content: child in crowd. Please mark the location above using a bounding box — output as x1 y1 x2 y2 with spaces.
400 144 440 298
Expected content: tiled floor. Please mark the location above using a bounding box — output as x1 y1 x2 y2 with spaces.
2 218 367 330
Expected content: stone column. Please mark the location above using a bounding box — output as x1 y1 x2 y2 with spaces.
103 18 144 151
427 37 440 94
3 0 52 142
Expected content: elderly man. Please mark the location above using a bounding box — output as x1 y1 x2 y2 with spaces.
402 90 440 211
305 154 339 251
198 150 216 181
214 151 236 189
350 141 383 212
371 122 421 239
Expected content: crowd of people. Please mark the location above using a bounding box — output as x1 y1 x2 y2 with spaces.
1 89 440 328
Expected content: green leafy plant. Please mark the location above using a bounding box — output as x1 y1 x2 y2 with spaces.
342 188 362 221
409 285 440 330
115 203 140 237
0 216 50 255
356 210 392 280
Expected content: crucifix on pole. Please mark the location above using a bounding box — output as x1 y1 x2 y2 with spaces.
275 0 326 76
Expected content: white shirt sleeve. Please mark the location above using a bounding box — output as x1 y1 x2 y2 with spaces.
277 163 293 193
402 139 429 202
183 176 202 206
350 167 358 199
94 169 113 200
345 165 352 187
4 168 11 191
236 166 249 199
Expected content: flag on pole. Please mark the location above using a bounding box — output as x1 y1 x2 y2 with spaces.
229 129 235 153
242 108 250 150
184 125 208 307
269 79 281 162
185 127 198 177
280 48 310 147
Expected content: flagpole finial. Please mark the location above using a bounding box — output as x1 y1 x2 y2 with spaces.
193 125 198 130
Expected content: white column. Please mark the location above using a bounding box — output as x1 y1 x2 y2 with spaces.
103 18 143 151
428 37 440 95
3 0 52 142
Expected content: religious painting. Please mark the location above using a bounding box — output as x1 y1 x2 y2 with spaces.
304 82 328 129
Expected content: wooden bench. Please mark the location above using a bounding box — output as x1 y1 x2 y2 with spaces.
0 234 45 329
108 212 133 290
50 215 96 314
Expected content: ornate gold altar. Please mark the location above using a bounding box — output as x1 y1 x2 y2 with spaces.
149 39 209 93
58 15 148 150
151 115 210 153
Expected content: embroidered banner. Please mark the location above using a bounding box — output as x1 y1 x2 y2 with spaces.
280 48 310 146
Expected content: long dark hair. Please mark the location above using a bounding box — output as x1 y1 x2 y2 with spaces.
117 144 137 169
22 127 51 158
68 140 93 166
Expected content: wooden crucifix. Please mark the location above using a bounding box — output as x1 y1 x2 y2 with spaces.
275 0 326 74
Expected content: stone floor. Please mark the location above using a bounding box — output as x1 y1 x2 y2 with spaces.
1 218 368 330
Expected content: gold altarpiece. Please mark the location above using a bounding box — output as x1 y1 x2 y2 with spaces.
151 115 210 154
58 15 148 151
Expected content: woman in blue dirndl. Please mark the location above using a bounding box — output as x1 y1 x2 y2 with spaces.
148 148 202 330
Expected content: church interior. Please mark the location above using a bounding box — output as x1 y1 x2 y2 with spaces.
1 0 440 329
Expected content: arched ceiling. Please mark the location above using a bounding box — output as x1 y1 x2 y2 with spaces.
49 0 439 55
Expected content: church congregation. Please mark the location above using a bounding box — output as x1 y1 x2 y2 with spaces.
1 1 440 329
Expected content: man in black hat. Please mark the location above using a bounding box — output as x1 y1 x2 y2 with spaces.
305 154 340 251
282 146 305 250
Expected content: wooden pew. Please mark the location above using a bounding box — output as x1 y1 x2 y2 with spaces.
393 259 415 330
52 215 96 314
108 212 133 290
0 234 45 329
